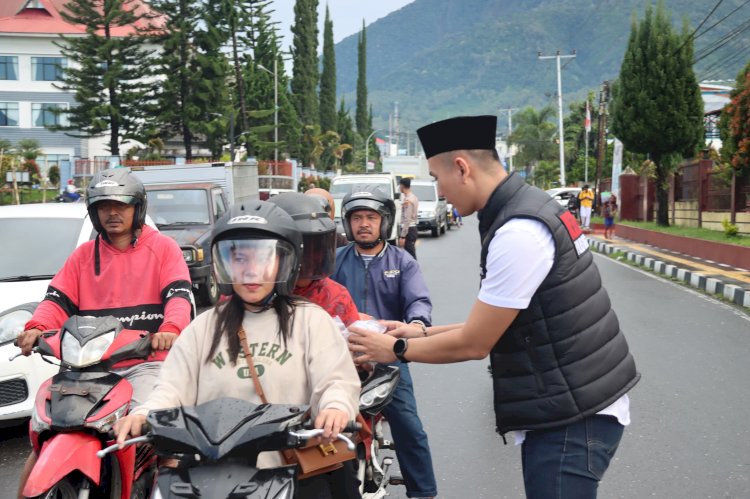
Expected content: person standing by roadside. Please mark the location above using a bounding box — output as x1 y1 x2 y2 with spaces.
603 193 618 240
332 186 438 499
578 184 595 230
348 116 639 499
398 177 419 260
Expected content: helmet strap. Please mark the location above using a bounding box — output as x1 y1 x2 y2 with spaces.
356 238 382 250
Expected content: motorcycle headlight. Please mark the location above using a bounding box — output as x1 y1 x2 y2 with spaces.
0 309 33 346
85 402 128 433
359 379 398 410
62 331 115 368
30 404 50 434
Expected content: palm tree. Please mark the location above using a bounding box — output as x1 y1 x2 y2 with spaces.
508 106 557 180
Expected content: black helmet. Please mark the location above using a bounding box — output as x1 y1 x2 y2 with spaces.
341 185 396 242
268 192 337 280
86 168 147 233
211 201 303 298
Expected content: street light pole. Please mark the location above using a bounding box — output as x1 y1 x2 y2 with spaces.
538 50 576 187
365 129 383 172
258 60 279 165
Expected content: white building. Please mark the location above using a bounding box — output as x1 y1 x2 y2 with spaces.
0 0 155 181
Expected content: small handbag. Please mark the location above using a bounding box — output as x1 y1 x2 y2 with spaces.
237 328 356 479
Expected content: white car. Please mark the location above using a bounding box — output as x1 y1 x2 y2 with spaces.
546 187 581 208
0 203 157 422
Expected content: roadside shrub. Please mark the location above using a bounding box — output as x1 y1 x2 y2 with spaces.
722 218 739 238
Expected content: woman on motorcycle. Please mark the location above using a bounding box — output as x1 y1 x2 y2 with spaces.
114 201 361 498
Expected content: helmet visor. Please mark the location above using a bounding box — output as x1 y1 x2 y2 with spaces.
213 239 296 285
299 231 336 280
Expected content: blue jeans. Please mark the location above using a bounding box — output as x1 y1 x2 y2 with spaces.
521 415 624 499
382 361 437 498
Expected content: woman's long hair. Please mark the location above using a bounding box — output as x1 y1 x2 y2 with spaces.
205 291 304 366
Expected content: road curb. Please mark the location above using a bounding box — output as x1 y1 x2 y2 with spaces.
588 238 750 310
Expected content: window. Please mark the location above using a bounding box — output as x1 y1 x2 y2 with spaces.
0 102 19 126
31 57 66 81
36 154 70 168
212 190 226 221
0 56 18 80
32 103 67 127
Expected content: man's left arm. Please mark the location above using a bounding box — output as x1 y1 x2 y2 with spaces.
399 257 432 326
155 239 194 349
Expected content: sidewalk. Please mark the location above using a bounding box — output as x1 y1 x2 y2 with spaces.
586 228 750 310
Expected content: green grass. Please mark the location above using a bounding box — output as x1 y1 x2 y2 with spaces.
0 188 59 205
620 220 750 248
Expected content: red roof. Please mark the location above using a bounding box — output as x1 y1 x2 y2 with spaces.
0 0 162 36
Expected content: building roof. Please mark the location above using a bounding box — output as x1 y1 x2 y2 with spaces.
0 0 161 36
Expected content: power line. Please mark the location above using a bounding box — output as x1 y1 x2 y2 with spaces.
693 17 750 64
674 0 724 55
694 0 750 41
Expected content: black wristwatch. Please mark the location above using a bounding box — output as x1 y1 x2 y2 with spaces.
393 338 410 363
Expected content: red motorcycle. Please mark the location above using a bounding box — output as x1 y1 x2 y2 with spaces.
11 315 156 499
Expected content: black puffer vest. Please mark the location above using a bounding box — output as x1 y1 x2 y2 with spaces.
478 173 639 435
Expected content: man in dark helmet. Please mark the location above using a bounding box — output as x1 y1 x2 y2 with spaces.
15 167 193 498
331 185 437 499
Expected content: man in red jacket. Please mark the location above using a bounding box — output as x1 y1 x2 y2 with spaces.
15 168 193 499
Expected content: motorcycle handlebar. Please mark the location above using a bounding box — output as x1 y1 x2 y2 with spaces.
302 420 362 433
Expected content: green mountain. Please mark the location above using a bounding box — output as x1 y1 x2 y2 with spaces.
333 0 750 132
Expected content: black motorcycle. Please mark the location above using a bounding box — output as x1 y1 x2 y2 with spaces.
101 398 359 498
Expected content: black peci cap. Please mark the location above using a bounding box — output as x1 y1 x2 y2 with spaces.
417 115 497 159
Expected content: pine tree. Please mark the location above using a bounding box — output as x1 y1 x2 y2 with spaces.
52 0 157 155
610 1 704 225
319 6 337 134
355 21 369 137
720 61 750 177
290 0 319 166
150 0 203 159
290 0 319 126
192 0 232 158
337 98 356 167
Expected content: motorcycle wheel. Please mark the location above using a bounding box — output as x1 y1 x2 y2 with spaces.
35 477 79 499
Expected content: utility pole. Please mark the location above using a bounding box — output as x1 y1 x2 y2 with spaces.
257 59 279 165
498 107 517 171
538 50 576 186
594 81 610 210
393 101 400 156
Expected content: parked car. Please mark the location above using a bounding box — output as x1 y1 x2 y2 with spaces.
0 203 155 423
330 173 403 243
410 179 448 237
546 187 581 208
145 183 228 306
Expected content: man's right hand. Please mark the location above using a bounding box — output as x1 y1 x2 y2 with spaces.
16 328 42 356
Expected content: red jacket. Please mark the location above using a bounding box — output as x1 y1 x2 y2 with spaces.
294 277 360 327
26 225 193 364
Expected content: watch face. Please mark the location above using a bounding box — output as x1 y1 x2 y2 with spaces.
394 338 407 355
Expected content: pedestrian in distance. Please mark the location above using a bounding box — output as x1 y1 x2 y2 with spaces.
347 115 640 499
398 177 419 260
331 185 438 499
114 200 360 499
603 193 618 240
578 184 595 230
15 167 194 499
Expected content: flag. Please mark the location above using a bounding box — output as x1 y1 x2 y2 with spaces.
584 100 591 133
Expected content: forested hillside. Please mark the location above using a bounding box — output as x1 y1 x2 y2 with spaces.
333 0 750 127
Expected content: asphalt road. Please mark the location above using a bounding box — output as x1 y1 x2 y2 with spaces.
3 216 750 498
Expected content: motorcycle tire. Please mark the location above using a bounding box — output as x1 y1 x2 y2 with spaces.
33 477 79 499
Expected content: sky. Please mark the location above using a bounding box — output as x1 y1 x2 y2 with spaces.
271 0 414 48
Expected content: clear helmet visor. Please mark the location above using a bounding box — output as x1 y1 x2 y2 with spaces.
299 231 336 280
213 238 296 285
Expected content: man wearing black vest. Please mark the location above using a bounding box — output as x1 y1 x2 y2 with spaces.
348 115 640 499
